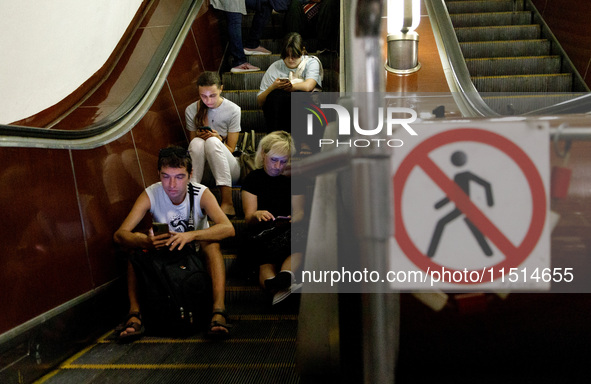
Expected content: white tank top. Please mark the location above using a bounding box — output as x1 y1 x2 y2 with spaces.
146 182 210 235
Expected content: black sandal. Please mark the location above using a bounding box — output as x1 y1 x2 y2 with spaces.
207 309 232 339
116 312 145 343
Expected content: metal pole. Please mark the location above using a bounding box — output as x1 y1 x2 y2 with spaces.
352 1 399 383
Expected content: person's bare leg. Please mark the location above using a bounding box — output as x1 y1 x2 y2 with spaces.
219 186 236 217
202 241 228 333
120 261 142 337
259 263 277 289
280 252 303 278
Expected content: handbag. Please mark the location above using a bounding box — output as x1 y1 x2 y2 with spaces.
234 130 257 185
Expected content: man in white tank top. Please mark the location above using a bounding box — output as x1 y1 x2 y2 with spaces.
114 146 235 339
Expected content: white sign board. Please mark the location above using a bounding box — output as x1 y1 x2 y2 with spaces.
390 120 550 290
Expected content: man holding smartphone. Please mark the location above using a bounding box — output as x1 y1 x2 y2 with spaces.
113 146 235 341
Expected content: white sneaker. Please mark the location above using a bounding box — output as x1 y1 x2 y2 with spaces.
272 283 303 305
230 62 260 73
244 46 272 55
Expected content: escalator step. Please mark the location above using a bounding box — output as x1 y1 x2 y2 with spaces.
459 39 551 58
246 54 281 71
223 90 260 111
241 110 266 132
449 11 531 27
445 0 524 14
465 55 561 76
472 73 573 92
454 24 540 42
43 320 300 384
222 72 266 90
482 93 584 115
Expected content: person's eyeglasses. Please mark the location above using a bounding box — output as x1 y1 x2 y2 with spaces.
158 147 189 159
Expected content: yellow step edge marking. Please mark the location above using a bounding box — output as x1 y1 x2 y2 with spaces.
62 363 296 370
33 329 116 383
455 24 539 31
33 370 61 384
98 337 296 344
472 73 570 79
465 55 558 61
451 11 529 16
460 39 547 45
230 314 298 321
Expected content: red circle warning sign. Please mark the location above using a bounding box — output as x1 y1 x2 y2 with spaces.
393 128 547 283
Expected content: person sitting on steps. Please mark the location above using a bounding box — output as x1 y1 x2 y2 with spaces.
241 131 307 305
256 32 322 154
186 71 241 218
113 146 234 340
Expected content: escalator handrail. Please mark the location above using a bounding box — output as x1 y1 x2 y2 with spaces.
0 0 203 150
425 0 591 117
524 93 591 115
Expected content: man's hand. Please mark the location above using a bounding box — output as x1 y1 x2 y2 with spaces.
166 231 195 251
147 227 171 249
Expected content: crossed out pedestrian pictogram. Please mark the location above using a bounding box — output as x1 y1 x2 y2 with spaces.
393 128 547 284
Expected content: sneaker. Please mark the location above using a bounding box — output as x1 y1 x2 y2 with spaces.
264 270 294 291
244 46 272 55
272 283 303 305
231 62 260 73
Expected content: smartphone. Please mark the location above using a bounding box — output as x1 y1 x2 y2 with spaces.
152 222 169 236
274 216 291 227
199 126 212 132
278 77 290 82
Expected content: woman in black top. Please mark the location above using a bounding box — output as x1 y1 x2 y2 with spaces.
241 131 305 304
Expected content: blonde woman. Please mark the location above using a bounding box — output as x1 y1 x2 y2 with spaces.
241 131 306 304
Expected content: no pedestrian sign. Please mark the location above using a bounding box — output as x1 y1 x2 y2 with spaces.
389 120 550 290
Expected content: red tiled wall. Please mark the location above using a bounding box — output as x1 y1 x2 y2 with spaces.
0 1 223 334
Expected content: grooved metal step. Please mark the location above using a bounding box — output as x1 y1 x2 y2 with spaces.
465 55 561 76
222 72 266 91
445 0 524 14
41 319 301 384
240 109 266 132
472 73 572 92
454 24 540 42
459 39 551 58
446 0 579 109
481 93 585 115
223 90 260 111
449 11 531 27
247 54 281 71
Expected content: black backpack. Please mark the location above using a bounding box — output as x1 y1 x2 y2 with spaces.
129 184 212 336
